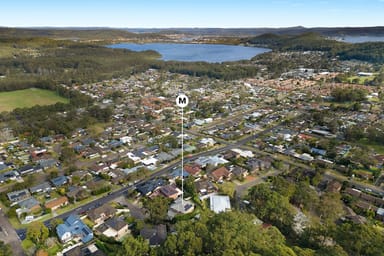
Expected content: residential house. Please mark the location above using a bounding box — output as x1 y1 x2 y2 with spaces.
231 166 249 179
168 168 190 180
360 192 384 207
184 144 196 153
89 163 109 175
87 204 117 226
73 143 86 154
45 196 69 211
122 166 142 176
86 179 108 192
17 197 41 213
37 158 57 170
195 180 217 195
72 170 91 181
141 157 158 167
82 138 96 147
343 206 367 224
246 158 272 173
126 152 142 164
29 182 52 194
169 149 182 158
51 176 68 187
345 188 362 197
355 200 378 212
63 244 106 256
30 148 47 159
83 149 101 160
142 145 159 156
136 179 166 196
168 197 195 218
140 224 167 246
377 208 384 221
184 164 202 177
7 189 30 203
120 136 132 145
199 138 216 147
56 214 93 243
223 150 240 161
156 184 182 200
156 152 175 163
194 155 228 168
95 217 129 240
230 148 254 158
0 170 19 183
108 169 126 185
327 180 342 193
18 165 42 176
210 166 232 182
345 188 384 207
311 148 327 156
66 186 88 201
40 136 53 144
108 140 123 149
210 195 231 214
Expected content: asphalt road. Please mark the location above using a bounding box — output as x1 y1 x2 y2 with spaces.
15 143 238 240
13 119 298 240
15 119 384 240
324 172 384 196
0 210 25 256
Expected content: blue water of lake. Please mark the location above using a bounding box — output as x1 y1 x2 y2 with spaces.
107 43 271 63
342 36 384 43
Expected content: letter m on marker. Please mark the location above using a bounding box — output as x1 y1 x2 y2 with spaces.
179 96 187 105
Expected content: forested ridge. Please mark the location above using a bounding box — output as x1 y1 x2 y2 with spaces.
245 32 384 64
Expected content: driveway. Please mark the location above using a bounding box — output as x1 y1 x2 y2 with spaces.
235 170 280 196
114 196 146 220
0 210 25 256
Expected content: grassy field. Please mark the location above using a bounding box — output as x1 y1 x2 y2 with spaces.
0 88 69 112
346 75 376 85
0 45 18 58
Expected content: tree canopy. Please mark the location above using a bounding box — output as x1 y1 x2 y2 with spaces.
26 221 49 245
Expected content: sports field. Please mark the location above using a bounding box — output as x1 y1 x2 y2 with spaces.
0 88 69 112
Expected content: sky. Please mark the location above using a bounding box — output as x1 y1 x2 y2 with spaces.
1 0 384 28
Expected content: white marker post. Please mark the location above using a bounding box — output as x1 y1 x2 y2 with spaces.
176 93 189 208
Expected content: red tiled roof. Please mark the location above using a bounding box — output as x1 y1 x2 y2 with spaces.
184 164 201 175
44 196 68 209
211 167 230 181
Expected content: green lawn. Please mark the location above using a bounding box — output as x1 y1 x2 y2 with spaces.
0 88 69 112
21 239 35 251
346 75 376 85
46 243 62 256
359 139 384 154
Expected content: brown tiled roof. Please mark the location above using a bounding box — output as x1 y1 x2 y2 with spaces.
327 180 342 193
87 204 117 222
36 249 49 256
345 188 361 197
159 184 179 198
105 217 128 231
184 164 201 176
355 200 378 212
211 167 230 181
44 196 68 209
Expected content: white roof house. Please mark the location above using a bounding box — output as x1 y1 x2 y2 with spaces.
210 195 231 214
231 148 254 158
141 157 158 166
199 138 216 146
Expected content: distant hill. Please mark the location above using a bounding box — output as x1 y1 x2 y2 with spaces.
244 32 344 50
245 32 384 64
127 26 384 37
1 26 384 40
0 27 166 41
